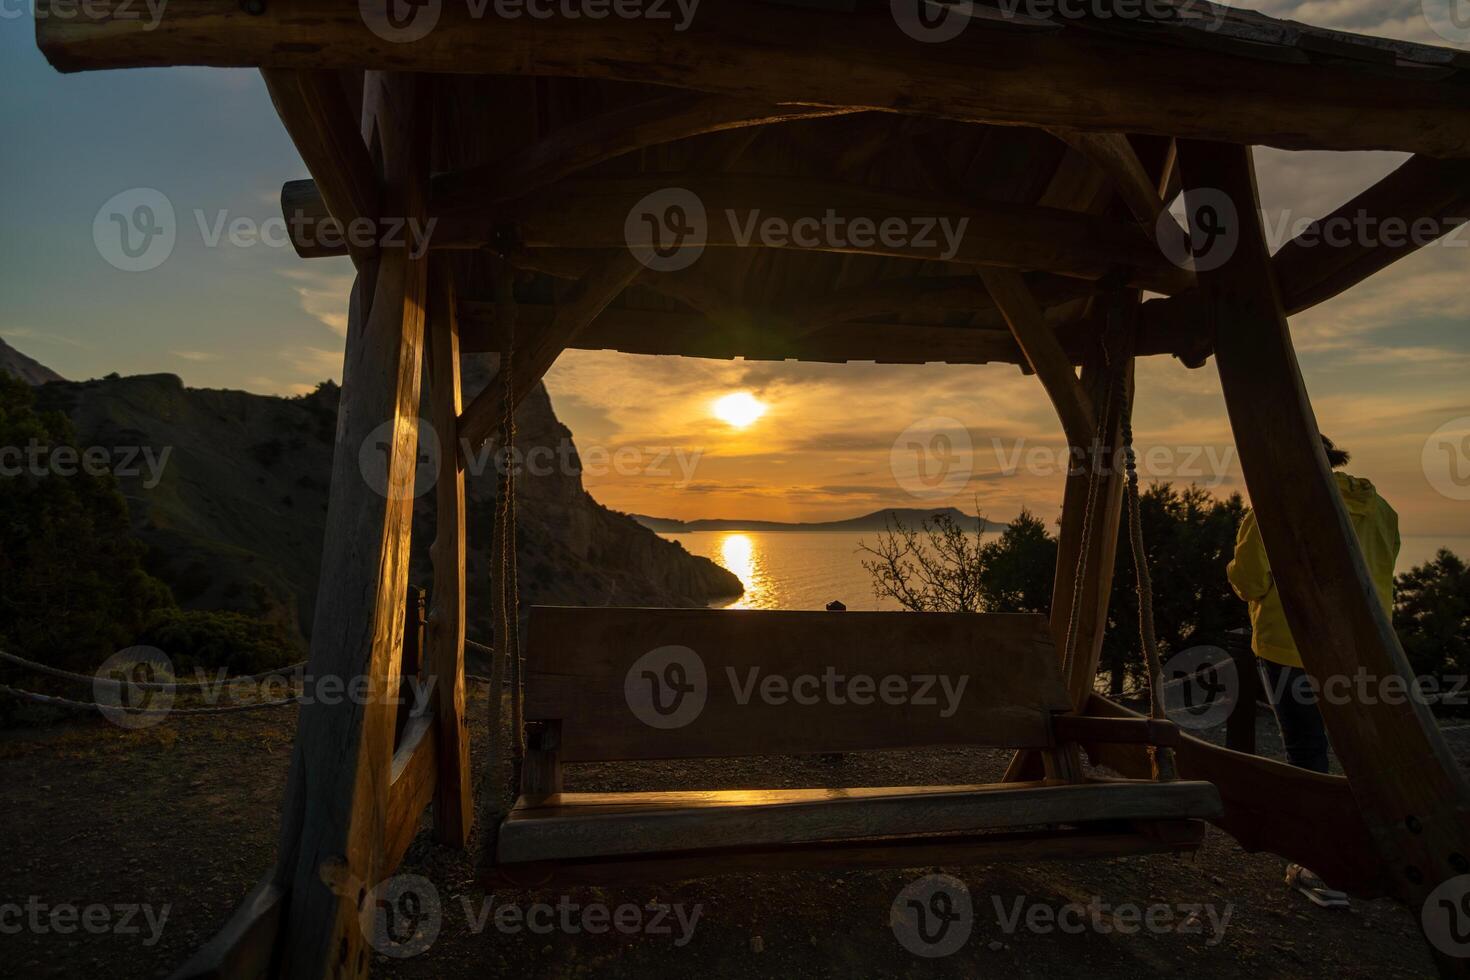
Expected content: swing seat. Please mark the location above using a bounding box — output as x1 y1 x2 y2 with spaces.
491 607 1222 883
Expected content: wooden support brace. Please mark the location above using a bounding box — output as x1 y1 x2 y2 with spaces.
457 250 644 456
1004 296 1135 783
1177 138 1470 978
261 68 380 269
267 71 431 980
978 267 1095 449
425 262 473 848
432 93 860 214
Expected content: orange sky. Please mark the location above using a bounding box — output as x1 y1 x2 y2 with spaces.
544 149 1470 535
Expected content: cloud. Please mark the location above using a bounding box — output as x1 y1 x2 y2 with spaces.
172 350 221 362
2 328 89 349
280 267 355 336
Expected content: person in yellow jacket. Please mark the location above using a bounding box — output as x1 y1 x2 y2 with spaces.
1227 435 1399 906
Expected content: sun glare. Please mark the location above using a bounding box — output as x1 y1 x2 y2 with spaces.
712 391 767 429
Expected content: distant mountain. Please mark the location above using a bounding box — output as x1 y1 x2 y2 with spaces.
0 338 65 385
632 507 1004 534
33 362 741 647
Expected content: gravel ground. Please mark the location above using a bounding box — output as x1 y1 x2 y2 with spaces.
1 692 1465 979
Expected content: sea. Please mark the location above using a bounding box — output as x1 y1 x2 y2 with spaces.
658 530 1470 611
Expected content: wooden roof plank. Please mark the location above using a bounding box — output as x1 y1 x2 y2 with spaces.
37 0 1470 156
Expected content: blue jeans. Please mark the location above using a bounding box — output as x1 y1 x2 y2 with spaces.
1258 660 1331 774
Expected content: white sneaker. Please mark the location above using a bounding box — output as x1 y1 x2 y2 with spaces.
1286 864 1350 908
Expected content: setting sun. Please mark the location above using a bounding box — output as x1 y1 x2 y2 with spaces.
711 391 767 429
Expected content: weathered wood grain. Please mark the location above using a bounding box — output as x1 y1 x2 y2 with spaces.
497 780 1222 863
424 263 472 848
525 607 1070 761
1178 139 1470 969
268 71 430 980
37 0 1470 156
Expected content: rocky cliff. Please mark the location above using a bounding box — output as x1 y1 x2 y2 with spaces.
26 359 741 646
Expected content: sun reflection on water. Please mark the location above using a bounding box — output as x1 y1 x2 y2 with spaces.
718 532 767 609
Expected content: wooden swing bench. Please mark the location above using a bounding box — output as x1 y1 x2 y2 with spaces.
488 606 1222 883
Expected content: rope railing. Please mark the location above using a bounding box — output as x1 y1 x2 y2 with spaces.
0 635 506 719
0 648 306 691
0 682 301 715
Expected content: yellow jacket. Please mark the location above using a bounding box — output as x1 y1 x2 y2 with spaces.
1227 472 1400 668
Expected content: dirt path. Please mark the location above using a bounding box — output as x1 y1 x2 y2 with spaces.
0 694 1457 979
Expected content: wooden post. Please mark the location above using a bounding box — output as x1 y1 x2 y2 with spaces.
268 70 431 980
393 586 426 748
425 262 474 847
1177 139 1470 977
1003 295 1135 782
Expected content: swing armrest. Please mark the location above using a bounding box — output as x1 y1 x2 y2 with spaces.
1052 714 1181 748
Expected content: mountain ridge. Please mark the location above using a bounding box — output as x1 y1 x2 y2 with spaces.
632 507 1004 534
16 350 740 645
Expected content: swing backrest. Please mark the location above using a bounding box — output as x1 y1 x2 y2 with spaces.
524 606 1072 762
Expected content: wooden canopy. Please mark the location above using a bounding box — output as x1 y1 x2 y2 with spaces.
35 3 1470 978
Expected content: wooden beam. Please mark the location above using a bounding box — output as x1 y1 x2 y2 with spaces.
1273 154 1470 315
1049 129 1189 249
424 263 472 848
268 71 431 980
1177 139 1470 974
1005 299 1136 783
386 708 438 875
432 93 862 214
454 295 1197 366
486 822 1208 887
978 267 1095 448
261 69 379 268
1139 153 1470 366
1050 130 1164 225
37 1 1470 156
482 170 1192 292
1083 694 1388 898
496 780 1222 864
457 251 643 455
283 173 1191 293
